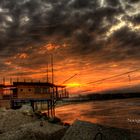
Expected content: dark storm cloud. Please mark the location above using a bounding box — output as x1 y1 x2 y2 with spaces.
130 14 140 25
0 0 140 70
94 26 140 63
106 0 120 7
111 27 140 58
128 0 139 3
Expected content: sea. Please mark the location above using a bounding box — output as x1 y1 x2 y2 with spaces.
55 98 140 133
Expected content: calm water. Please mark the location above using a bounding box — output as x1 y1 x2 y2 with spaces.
56 98 140 132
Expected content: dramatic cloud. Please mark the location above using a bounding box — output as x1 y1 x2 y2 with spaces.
0 0 140 92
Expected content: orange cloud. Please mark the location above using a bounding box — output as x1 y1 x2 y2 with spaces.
18 53 28 59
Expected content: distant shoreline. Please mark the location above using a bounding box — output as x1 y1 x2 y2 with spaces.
61 92 140 102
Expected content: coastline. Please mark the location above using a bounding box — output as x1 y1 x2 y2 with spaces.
61 92 140 103
0 104 139 140
55 98 140 133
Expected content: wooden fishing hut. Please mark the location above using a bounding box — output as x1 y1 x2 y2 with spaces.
0 81 69 118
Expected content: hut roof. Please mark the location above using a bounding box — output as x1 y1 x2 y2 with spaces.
13 82 55 87
0 84 5 88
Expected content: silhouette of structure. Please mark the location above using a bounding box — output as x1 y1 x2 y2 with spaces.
0 81 69 118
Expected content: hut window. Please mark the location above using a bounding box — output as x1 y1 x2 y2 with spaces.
20 89 23 92
28 89 31 91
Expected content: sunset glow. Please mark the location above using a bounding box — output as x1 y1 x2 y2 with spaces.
0 0 140 95
64 83 82 88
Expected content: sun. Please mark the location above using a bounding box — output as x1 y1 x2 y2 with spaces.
64 82 82 88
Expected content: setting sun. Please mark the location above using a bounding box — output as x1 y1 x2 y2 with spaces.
64 83 82 88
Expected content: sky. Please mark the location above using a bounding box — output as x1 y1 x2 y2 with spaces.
0 0 140 94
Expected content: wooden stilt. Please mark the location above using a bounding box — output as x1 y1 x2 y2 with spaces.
47 101 50 117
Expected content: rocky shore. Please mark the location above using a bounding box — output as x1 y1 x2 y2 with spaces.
62 120 139 140
0 106 139 140
0 106 68 140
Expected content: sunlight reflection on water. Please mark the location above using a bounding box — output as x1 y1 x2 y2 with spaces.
55 98 140 132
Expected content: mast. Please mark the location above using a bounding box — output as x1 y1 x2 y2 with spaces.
51 54 54 84
46 62 49 82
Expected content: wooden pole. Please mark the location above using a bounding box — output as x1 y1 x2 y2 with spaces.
17 77 18 82
50 54 54 84
3 77 5 85
47 62 49 83
47 101 50 117
10 78 12 85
